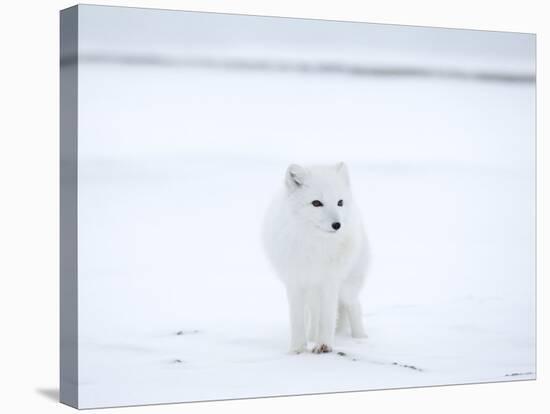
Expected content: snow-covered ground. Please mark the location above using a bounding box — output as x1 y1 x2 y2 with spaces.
74 6 535 409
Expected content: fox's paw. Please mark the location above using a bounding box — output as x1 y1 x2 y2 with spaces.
312 344 333 354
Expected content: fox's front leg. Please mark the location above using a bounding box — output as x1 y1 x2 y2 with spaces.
286 285 307 354
313 283 338 353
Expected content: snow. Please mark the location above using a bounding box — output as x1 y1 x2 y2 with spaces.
74 6 535 409
77 5 535 74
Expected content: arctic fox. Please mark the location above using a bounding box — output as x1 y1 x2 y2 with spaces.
263 162 368 354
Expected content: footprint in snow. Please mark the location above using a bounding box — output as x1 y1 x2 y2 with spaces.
392 362 423 371
336 351 359 361
176 329 200 336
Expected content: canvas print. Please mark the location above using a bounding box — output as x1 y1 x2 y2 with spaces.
60 5 536 409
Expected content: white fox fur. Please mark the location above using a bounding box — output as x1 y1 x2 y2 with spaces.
263 162 368 354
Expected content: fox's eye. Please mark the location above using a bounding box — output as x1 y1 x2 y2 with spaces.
311 200 323 207
338 200 344 207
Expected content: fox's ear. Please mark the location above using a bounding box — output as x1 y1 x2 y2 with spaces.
286 164 308 190
336 162 350 185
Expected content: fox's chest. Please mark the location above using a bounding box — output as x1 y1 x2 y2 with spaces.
279 231 359 282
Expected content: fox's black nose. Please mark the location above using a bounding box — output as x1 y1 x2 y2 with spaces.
332 222 341 230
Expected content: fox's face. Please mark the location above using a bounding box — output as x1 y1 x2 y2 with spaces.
285 163 353 234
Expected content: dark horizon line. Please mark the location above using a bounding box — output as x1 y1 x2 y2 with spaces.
61 53 535 84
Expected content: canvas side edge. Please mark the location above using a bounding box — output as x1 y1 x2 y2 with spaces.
60 4 79 409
